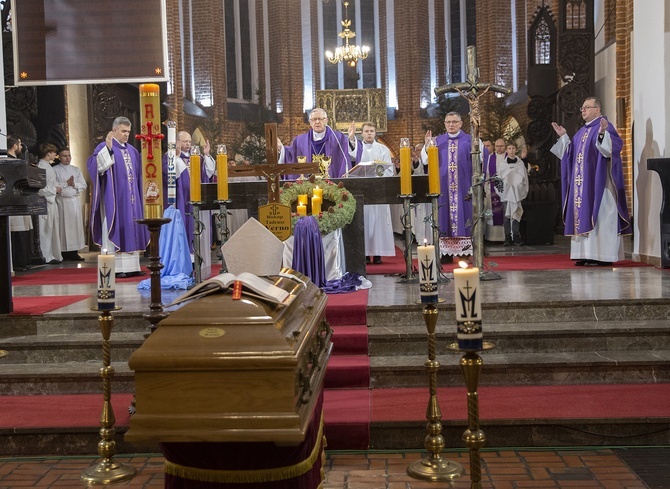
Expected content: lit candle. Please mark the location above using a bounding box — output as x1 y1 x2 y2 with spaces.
216 144 228 201
97 250 115 311
298 194 308 206
297 203 307 216
313 186 323 200
427 137 441 195
311 195 322 215
417 240 438 303
190 145 201 202
399 138 412 195
453 262 482 350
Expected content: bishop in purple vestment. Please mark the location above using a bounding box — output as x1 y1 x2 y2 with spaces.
551 97 631 265
87 117 149 253
279 108 353 179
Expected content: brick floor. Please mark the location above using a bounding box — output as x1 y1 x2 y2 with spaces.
0 449 652 489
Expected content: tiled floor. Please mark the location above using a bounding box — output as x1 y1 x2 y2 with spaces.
0 448 659 488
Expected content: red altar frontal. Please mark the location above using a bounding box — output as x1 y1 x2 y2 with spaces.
125 269 332 488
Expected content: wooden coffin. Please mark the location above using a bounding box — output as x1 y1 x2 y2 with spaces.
125 269 331 444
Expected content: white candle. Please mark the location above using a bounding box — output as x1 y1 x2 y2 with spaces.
167 126 176 145
453 262 482 349
97 251 116 310
417 240 438 303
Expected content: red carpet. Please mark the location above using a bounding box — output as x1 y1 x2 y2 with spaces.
371 384 670 421
10 295 90 315
366 248 649 275
12 268 146 286
325 289 368 326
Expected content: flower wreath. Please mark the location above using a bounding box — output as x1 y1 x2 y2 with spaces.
279 175 357 235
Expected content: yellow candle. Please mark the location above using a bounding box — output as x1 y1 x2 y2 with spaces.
400 146 412 195
138 83 163 218
297 203 307 216
216 153 228 201
312 195 322 215
97 251 115 311
190 154 201 202
298 194 308 206
313 186 323 200
427 145 441 194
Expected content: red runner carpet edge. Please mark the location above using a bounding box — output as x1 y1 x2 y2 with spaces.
366 248 649 275
325 288 368 326
371 384 670 421
11 267 145 286
10 295 90 316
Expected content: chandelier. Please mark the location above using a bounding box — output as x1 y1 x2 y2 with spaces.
325 1 370 68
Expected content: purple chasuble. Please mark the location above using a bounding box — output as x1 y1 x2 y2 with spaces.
283 127 351 179
486 153 504 225
435 131 473 237
87 140 149 253
560 117 630 236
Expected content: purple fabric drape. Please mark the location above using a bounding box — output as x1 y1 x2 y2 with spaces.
291 216 327 288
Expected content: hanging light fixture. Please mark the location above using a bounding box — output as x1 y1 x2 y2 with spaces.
325 1 370 68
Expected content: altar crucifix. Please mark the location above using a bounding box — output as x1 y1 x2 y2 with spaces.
434 45 510 277
228 124 321 203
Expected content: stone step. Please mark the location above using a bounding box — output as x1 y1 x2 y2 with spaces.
368 320 670 356
370 350 670 388
367 299 670 327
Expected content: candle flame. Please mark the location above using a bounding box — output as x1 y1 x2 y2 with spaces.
423 238 428 246
101 249 108 255
458 260 469 269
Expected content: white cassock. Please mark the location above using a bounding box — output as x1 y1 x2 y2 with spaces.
485 152 506 241
37 159 62 263
497 158 529 222
53 164 87 252
551 131 624 262
349 140 396 256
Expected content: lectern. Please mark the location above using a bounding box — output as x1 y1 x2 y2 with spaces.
126 269 332 488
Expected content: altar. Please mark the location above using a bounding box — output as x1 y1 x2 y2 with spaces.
201 175 432 276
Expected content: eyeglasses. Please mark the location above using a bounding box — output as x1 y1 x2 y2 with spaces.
580 106 597 111
445 120 461 125
310 117 327 122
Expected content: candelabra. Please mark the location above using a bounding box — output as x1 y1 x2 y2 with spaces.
81 308 136 485
189 201 204 284
215 199 231 273
397 193 417 283
407 304 464 481
446 341 494 489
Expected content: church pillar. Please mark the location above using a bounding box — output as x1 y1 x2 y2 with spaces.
632 0 668 264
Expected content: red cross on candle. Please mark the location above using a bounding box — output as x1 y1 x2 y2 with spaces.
135 121 164 160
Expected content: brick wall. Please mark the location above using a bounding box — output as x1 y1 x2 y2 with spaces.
615 0 633 212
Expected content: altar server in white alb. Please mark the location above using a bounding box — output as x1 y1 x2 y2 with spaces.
497 141 529 246
36 143 63 264
54 147 88 261
348 122 395 264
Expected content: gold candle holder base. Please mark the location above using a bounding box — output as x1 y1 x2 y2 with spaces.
407 304 464 482
80 309 136 485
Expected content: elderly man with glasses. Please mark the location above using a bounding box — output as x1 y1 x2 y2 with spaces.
278 108 354 179
551 97 631 266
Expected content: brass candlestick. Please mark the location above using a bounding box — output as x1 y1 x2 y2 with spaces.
189 201 204 284
81 308 136 485
398 193 417 283
407 304 464 481
447 341 494 489
215 199 231 273
427 192 450 282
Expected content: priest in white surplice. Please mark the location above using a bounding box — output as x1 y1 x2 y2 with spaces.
54 147 87 261
348 122 395 264
36 143 63 264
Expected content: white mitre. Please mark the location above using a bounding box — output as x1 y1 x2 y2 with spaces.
221 218 284 276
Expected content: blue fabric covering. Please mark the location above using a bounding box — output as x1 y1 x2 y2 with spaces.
137 206 194 291
321 272 363 294
291 216 327 287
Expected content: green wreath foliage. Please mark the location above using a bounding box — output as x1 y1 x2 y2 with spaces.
279 176 357 235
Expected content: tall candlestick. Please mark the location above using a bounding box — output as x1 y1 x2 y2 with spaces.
311 195 322 215
216 145 228 201
417 240 438 303
453 263 482 350
190 145 201 202
427 137 441 194
400 138 412 195
97 251 115 311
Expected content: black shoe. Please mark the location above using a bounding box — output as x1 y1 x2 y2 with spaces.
575 260 588 266
47 259 61 265
73 254 85 262
503 239 513 247
365 257 371 265
583 260 613 267
373 256 383 264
